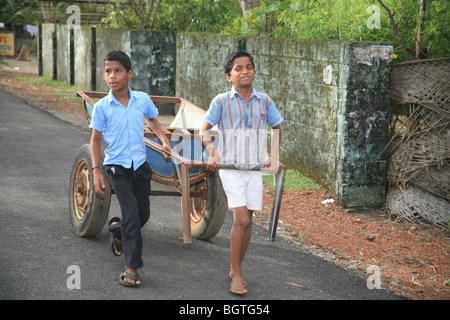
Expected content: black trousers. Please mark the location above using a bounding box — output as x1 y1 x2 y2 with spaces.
104 162 152 269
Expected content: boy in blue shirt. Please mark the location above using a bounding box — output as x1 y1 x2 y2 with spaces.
90 51 171 287
200 50 283 295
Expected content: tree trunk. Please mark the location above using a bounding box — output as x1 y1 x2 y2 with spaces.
40 1 51 22
378 0 409 61
239 0 261 16
415 0 427 59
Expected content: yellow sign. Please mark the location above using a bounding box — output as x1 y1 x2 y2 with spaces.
0 32 15 57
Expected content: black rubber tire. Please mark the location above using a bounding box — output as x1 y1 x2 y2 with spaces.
69 144 111 237
189 172 228 240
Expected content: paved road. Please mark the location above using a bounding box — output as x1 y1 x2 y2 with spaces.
0 89 403 305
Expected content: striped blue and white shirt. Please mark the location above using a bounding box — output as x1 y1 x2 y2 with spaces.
204 87 283 169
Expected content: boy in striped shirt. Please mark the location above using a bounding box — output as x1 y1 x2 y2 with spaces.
200 50 283 295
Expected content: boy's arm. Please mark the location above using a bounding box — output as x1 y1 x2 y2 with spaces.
90 129 106 195
265 124 282 173
200 121 221 172
145 117 172 159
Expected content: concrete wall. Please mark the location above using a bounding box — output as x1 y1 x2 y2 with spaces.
130 30 175 98
176 33 241 108
73 25 93 89
338 43 392 207
94 28 131 92
40 23 55 79
176 33 393 208
39 24 175 113
55 24 70 83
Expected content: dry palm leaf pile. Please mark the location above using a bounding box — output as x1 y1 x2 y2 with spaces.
385 58 450 228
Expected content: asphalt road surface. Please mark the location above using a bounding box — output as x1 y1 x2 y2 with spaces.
0 89 403 306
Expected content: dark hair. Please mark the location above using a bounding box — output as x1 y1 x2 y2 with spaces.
103 51 132 72
224 50 255 75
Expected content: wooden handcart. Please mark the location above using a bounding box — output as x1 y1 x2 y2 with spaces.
69 91 285 243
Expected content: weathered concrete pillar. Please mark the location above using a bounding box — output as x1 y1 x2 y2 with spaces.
73 25 93 89
336 43 393 208
40 23 56 79
130 30 175 113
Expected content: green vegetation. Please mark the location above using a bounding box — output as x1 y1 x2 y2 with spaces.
224 0 449 61
101 0 241 33
263 169 322 190
0 0 41 24
99 0 448 62
3 0 448 61
0 0 109 25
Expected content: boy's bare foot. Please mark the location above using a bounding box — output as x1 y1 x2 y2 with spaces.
230 276 248 295
229 270 247 287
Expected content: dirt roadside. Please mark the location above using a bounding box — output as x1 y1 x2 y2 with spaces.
1 56 448 300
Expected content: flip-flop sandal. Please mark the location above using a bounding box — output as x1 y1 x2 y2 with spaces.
119 272 141 287
108 217 123 256
110 233 123 256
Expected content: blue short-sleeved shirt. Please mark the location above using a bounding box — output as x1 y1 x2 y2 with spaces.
90 88 159 170
204 87 283 169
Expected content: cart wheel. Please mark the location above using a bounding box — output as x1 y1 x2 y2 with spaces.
69 144 111 237
189 172 228 240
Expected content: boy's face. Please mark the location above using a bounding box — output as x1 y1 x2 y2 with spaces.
225 56 255 89
103 60 133 93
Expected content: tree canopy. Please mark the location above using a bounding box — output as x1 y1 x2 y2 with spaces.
2 0 448 61
224 0 448 61
0 0 41 24
101 0 449 61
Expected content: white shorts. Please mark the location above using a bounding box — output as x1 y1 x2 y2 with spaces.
218 169 263 211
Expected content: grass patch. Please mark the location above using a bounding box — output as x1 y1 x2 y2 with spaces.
15 76 88 91
15 76 89 102
263 169 322 191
